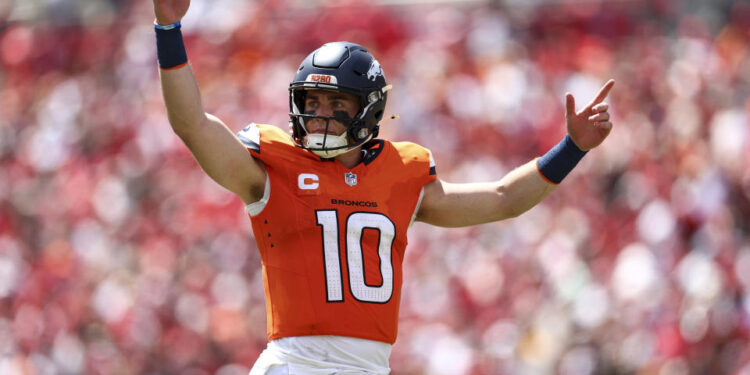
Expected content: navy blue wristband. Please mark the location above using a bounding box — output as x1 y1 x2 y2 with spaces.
155 22 188 69
536 135 587 184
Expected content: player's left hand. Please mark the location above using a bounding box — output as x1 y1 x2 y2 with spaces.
565 79 615 151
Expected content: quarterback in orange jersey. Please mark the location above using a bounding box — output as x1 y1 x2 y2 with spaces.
152 0 614 373
238 122 436 345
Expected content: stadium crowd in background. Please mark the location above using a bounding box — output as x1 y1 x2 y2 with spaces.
0 0 749 374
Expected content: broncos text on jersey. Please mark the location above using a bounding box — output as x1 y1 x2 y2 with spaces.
237 123 436 344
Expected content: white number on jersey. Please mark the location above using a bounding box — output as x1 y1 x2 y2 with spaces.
316 210 395 304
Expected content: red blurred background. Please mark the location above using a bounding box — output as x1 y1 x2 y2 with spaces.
0 0 749 374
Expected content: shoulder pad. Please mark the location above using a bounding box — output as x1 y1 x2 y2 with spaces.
237 123 261 153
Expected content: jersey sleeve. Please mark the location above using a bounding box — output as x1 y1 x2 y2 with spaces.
427 149 437 178
237 123 261 155
391 141 438 187
236 123 297 162
236 123 299 217
388 141 437 227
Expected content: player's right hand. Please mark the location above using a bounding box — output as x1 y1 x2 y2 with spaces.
152 0 190 26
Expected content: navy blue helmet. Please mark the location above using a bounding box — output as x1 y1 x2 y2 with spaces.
289 42 391 157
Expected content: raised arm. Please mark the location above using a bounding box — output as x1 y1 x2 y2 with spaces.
153 0 266 204
417 80 615 227
417 160 555 227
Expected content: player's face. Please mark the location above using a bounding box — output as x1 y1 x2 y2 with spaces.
304 90 360 136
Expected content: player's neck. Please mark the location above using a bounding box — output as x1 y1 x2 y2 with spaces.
335 147 363 169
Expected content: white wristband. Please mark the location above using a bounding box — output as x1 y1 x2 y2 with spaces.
154 20 181 30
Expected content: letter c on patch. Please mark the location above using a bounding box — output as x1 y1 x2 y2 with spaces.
298 173 319 190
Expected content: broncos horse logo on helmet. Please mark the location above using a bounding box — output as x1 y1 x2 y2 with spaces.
367 60 383 81
289 42 391 158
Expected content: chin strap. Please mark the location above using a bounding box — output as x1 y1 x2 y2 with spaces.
305 133 374 158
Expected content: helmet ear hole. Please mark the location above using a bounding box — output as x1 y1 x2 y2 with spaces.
374 110 383 121
357 128 369 140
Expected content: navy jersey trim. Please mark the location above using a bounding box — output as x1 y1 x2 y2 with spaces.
361 139 385 165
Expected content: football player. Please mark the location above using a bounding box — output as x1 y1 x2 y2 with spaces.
152 1 614 373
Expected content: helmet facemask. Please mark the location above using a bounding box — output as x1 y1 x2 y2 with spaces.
289 86 385 158
288 42 390 158
297 104 369 158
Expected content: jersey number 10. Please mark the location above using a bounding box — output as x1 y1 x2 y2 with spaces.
316 210 395 304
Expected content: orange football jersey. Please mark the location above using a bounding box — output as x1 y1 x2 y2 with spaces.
237 124 436 344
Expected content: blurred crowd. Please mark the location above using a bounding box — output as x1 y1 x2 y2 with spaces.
1 0 749 374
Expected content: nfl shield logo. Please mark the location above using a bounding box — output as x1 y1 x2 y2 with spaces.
344 172 357 186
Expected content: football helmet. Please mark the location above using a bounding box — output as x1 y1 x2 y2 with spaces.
289 42 391 158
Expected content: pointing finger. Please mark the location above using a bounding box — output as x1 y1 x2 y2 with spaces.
588 79 615 108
